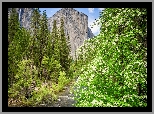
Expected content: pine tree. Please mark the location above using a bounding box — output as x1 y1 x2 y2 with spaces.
59 17 71 73
8 22 31 88
52 20 60 62
46 32 53 59
8 8 21 87
46 20 61 82
21 28 31 60
8 8 20 45
38 10 49 79
30 8 41 68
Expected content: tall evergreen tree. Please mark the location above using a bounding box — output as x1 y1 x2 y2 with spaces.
52 20 60 62
8 8 33 101
38 10 49 79
30 8 41 68
8 8 20 87
46 32 53 59
8 8 20 45
59 18 71 72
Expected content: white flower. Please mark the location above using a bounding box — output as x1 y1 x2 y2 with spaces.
112 41 116 45
91 65 96 71
133 72 139 74
91 74 95 78
91 99 98 105
106 103 112 107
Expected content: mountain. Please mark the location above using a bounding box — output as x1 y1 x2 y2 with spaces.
8 8 34 30
48 8 94 59
8 8 94 59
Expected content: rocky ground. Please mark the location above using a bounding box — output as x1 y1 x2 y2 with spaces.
39 77 78 107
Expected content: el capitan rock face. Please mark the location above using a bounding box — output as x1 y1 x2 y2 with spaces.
8 8 94 59
48 8 94 59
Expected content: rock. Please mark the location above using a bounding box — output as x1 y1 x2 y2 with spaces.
59 96 69 98
8 8 94 60
40 104 46 106
48 8 94 59
8 8 34 31
63 87 68 89
88 27 94 39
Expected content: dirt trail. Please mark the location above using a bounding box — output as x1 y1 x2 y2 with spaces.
41 78 78 107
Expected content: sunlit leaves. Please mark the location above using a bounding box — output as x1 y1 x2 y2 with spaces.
72 8 147 107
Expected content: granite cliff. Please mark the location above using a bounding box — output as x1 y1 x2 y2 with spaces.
8 8 34 30
8 8 94 59
48 8 94 58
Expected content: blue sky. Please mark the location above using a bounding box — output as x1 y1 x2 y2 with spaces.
39 8 105 36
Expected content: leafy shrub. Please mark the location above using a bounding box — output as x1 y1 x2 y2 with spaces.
8 59 38 97
8 27 31 88
28 84 57 106
57 71 70 91
67 61 77 78
8 59 58 106
8 59 42 106
72 8 147 107
41 56 62 82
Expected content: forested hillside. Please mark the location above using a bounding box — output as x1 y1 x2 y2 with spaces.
8 8 73 106
8 8 147 107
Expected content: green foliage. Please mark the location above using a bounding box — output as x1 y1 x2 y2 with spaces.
52 20 60 62
8 59 40 99
30 8 41 68
8 8 20 87
72 8 147 107
40 11 50 57
8 8 73 107
8 8 147 107
59 18 71 73
8 59 58 106
8 8 20 45
37 10 49 79
68 61 77 78
58 71 68 85
46 32 53 58
28 84 57 106
8 26 31 87
41 56 62 82
57 71 70 90
50 71 70 93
